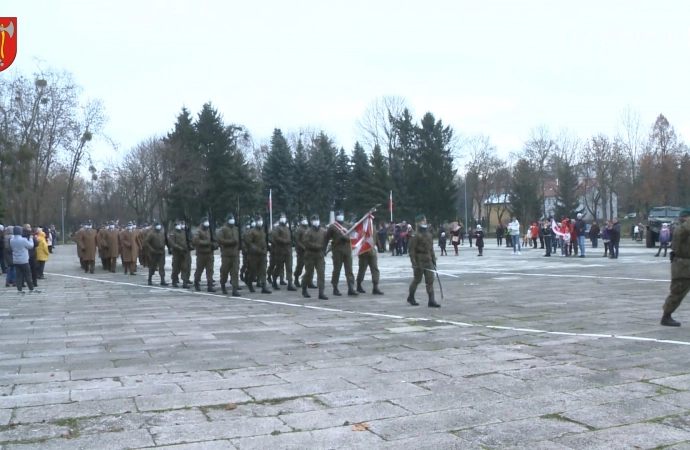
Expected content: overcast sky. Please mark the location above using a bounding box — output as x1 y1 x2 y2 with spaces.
5 1 690 165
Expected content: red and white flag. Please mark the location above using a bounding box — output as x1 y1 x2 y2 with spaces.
389 190 393 213
551 218 567 238
350 213 375 257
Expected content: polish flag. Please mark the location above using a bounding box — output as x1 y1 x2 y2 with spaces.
389 191 393 213
350 213 375 257
551 218 569 238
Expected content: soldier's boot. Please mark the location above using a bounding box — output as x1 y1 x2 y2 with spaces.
207 283 216 293
372 284 384 295
232 286 241 297
287 281 297 292
347 283 359 296
407 294 419 306
428 292 441 308
267 274 272 284
172 278 179 288
294 276 301 288
181 280 190 289
124 266 128 275
148 275 153 286
246 281 255 293
160 278 168 286
272 280 280 291
661 313 681 327
194 281 201 292
221 283 228 295
333 286 342 296
308 281 317 289
261 283 272 294
280 277 287 286
356 282 366 294
302 285 311 298
318 288 329 300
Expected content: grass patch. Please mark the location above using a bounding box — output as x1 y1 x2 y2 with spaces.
644 413 681 424
464 371 499 379
540 413 596 431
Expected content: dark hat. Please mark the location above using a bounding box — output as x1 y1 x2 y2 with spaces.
311 214 319 220
199 215 208 223
300 215 307 220
680 208 690 217
224 213 234 221
127 221 133 227
336 210 343 215
13 226 21 235
415 214 426 222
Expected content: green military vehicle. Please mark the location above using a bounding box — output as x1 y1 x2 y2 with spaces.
646 206 681 248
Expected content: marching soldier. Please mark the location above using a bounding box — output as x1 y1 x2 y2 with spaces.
243 215 271 294
267 222 278 284
106 221 120 273
130 222 140 274
661 208 690 326
271 212 297 291
407 214 440 308
240 221 251 283
74 223 86 271
326 210 358 296
97 222 109 271
145 220 168 286
293 215 313 288
302 214 328 300
356 243 384 295
193 216 216 292
169 219 191 289
137 223 148 269
120 222 138 276
76 220 97 274
217 213 241 296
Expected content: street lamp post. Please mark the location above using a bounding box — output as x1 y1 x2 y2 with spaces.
464 173 468 238
61 197 65 245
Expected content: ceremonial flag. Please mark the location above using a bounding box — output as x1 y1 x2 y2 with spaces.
389 190 393 222
551 218 567 237
350 212 375 257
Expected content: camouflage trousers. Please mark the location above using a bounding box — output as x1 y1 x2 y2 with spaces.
663 278 690 314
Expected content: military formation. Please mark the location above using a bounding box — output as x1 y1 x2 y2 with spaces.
71 212 441 308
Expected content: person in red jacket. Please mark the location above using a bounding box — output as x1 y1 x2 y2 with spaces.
570 218 579 256
529 222 539 248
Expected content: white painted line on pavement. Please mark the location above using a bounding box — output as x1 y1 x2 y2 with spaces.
48 272 690 347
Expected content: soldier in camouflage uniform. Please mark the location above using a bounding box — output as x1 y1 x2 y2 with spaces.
169 219 191 289
407 214 440 308
302 214 329 300
193 216 216 292
661 208 690 326
243 216 271 294
271 212 297 291
326 210 358 296
217 213 241 296
240 221 251 283
145 220 168 286
356 245 384 295
293 215 308 287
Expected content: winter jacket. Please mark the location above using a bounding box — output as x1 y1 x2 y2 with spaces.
4 232 13 266
575 218 587 236
602 227 610 241
509 220 520 235
36 232 50 262
11 233 34 265
609 223 621 241
660 227 671 245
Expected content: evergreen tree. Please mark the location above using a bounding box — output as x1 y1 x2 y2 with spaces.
510 158 543 225
262 128 295 215
411 112 458 226
334 147 350 213
389 109 416 221
306 132 336 217
346 142 374 216
293 138 310 218
164 107 200 222
555 160 581 219
369 144 391 210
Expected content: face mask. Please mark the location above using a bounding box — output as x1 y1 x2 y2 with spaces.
109 226 114 230
312 220 320 227
420 224 428 229
336 215 344 222
250 222 256 228
85 225 91 230
155 225 162 231
301 220 308 226
181 224 185 229
257 221 264 227
203 221 210 228
229 219 235 225
175 225 181 231
279 218 286 224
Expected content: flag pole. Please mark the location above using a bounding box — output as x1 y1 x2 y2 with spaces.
269 189 273 230
389 190 393 223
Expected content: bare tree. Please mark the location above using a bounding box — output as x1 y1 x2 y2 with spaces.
522 125 556 216
354 95 409 163
616 106 646 212
465 134 502 222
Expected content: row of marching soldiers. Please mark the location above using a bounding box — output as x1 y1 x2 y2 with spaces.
73 211 385 300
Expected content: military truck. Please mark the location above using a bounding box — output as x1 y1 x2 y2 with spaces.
646 206 681 248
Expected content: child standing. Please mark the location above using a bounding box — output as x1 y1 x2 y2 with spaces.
475 225 484 256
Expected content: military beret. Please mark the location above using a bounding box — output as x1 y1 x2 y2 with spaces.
311 214 319 220
224 213 234 221
680 208 690 217
199 215 208 223
415 214 426 222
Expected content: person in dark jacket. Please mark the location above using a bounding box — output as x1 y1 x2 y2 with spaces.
475 225 484 256
609 218 621 259
4 227 15 287
495 223 504 246
438 227 447 256
575 213 587 258
589 221 600 248
377 225 387 253
23 225 39 288
542 219 552 257
0 225 5 274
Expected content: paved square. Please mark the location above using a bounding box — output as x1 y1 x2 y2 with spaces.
1 241 690 449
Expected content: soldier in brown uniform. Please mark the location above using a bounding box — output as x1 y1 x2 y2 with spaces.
193 216 216 292
356 245 384 295
97 223 109 271
302 214 329 300
74 224 85 271
169 219 191 289
293 215 309 288
120 222 138 276
271 212 297 291
326 210 358 296
145 220 168 286
76 221 97 274
105 221 120 273
130 222 140 274
243 215 271 294
137 224 148 269
407 214 440 308
661 208 690 326
240 221 251 283
217 213 241 296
